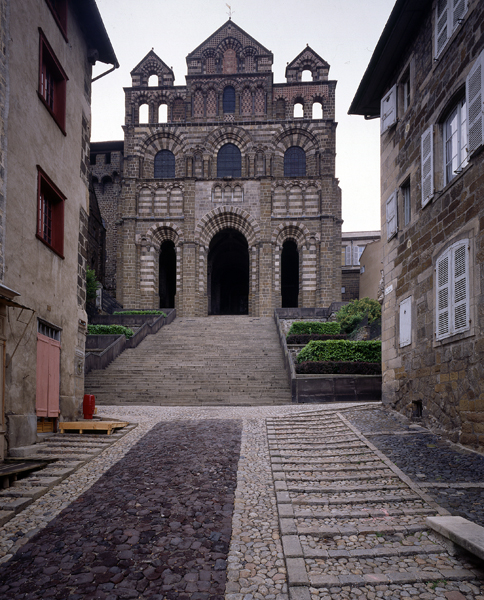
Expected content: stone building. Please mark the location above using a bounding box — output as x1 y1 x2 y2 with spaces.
92 20 343 316
0 0 117 454
341 231 381 302
350 0 484 449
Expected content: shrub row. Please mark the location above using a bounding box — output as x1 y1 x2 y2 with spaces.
287 321 341 336
336 298 381 334
296 339 381 364
287 334 348 345
87 324 134 339
113 310 166 316
296 361 381 375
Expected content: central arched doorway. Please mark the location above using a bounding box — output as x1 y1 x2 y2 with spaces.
159 240 176 308
208 228 249 315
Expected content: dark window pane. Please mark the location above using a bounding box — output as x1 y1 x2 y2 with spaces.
223 86 236 113
217 143 241 177
154 150 175 178
284 146 306 177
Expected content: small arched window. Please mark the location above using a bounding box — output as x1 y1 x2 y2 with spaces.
154 150 175 178
217 143 241 177
284 147 306 177
223 86 236 113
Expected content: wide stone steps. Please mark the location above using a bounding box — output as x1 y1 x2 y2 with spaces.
85 316 292 406
267 410 484 597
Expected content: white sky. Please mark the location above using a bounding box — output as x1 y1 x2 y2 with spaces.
91 0 395 233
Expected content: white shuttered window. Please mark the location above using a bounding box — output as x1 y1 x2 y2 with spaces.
435 0 468 59
399 296 412 348
466 50 484 155
421 126 434 207
435 240 470 341
386 190 398 240
381 85 397 134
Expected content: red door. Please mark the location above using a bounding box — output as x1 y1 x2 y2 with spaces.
36 333 61 417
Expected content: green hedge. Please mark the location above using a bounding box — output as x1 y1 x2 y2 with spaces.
113 310 166 316
287 321 341 336
336 298 381 335
87 324 134 339
287 334 348 344
296 361 381 375
296 339 381 364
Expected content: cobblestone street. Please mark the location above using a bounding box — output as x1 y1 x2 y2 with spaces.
0 403 482 600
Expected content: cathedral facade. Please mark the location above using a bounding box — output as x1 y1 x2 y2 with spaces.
91 20 343 317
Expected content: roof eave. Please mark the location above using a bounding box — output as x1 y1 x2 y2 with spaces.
348 0 431 117
73 0 119 68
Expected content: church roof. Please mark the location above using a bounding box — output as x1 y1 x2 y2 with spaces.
186 19 273 62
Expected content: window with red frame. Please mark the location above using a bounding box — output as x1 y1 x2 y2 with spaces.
45 0 68 40
38 30 68 134
36 167 65 258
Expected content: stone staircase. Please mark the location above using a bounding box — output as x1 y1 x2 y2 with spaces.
84 316 292 406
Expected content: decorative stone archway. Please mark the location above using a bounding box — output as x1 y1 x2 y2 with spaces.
195 207 260 315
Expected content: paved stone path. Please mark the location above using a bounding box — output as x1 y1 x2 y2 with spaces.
0 403 482 600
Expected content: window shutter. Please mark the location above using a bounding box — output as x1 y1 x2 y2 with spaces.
421 126 434 207
386 190 398 240
399 296 412 347
452 0 467 28
435 0 449 58
452 242 469 334
353 245 360 266
345 245 351 265
436 252 450 340
380 85 397 134
466 50 484 155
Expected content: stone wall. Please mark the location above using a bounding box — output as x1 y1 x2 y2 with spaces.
379 0 484 449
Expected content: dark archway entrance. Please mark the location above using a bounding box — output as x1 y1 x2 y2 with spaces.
208 228 249 315
159 240 176 308
281 240 299 307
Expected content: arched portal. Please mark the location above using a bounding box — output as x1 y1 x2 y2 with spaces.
208 228 249 315
281 240 299 307
159 240 176 308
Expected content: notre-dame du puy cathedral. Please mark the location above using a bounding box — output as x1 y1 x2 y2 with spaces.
90 20 343 317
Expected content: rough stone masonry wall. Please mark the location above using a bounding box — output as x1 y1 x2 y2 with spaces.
380 0 484 450
0 0 8 282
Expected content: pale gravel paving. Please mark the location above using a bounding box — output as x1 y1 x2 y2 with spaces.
0 402 365 598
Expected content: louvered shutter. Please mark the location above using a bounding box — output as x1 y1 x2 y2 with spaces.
466 50 484 155
380 85 397 134
353 245 360 266
435 0 449 58
421 126 434 207
399 296 412 348
345 245 352 265
436 252 450 340
452 242 469 334
386 190 397 240
452 0 467 28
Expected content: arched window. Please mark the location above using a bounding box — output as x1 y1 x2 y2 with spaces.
284 147 306 177
312 102 323 119
148 74 158 86
293 101 304 118
217 143 241 177
301 69 312 82
223 86 236 113
158 104 168 123
154 150 175 178
139 103 149 123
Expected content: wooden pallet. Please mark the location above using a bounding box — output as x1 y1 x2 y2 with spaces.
59 421 129 435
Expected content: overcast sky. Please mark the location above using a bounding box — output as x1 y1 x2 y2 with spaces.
91 0 395 232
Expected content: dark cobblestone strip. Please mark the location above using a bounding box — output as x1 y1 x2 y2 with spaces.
0 419 242 600
344 406 484 526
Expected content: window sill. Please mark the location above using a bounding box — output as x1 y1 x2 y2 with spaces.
36 234 64 259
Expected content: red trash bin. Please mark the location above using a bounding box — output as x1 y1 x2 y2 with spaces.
83 394 95 419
